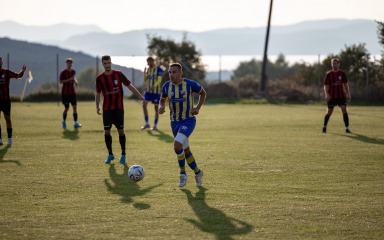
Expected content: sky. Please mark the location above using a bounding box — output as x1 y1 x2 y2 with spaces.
2 0 384 33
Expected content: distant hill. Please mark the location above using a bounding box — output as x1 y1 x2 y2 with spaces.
0 38 142 96
0 21 104 43
1 19 380 56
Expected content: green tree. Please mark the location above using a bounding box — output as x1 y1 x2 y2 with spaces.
77 66 103 90
376 20 384 49
146 34 206 85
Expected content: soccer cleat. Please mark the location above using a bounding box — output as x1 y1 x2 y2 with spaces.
105 155 115 164
178 174 187 187
322 127 326 133
0 139 3 145
120 155 126 164
195 169 204 187
151 125 158 131
346 129 352 133
141 123 150 130
62 121 66 129
74 122 82 128
8 138 13 145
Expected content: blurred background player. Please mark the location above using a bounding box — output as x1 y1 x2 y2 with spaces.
141 57 163 130
323 58 351 133
60 58 81 129
159 63 206 187
96 55 145 164
0 56 26 145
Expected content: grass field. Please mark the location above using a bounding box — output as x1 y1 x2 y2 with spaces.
1 100 383 239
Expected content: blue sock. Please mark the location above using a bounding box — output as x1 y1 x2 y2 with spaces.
145 116 149 123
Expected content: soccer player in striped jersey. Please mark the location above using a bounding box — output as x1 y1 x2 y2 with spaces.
141 57 163 131
0 56 26 145
96 55 145 164
323 58 351 133
159 63 206 187
60 58 81 129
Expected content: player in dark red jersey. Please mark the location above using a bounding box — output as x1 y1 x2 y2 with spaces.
95 55 145 164
323 58 351 133
0 56 27 145
60 58 81 129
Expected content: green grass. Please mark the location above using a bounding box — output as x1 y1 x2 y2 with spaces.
1 100 383 239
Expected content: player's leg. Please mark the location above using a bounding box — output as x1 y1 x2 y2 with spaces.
2 100 13 144
340 101 350 133
0 109 3 145
115 109 126 164
72 105 81 128
141 92 150 130
62 95 69 129
323 101 334 133
103 110 114 164
151 104 159 130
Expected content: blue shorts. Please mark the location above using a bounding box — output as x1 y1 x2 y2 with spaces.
170 117 196 138
144 92 160 104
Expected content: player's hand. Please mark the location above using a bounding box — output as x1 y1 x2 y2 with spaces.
347 95 351 103
158 106 165 115
325 95 330 102
74 78 78 86
21 65 27 72
191 107 200 115
97 107 102 115
144 67 147 74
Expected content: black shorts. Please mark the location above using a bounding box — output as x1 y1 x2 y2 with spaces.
0 99 11 115
327 98 347 109
103 109 124 130
62 94 77 108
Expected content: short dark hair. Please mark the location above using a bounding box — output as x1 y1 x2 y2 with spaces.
101 55 111 61
146 56 154 61
169 62 182 71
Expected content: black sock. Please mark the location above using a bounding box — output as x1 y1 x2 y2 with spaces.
343 113 349 127
105 135 113 155
63 113 67 121
119 135 126 155
323 114 330 126
7 128 12 138
73 113 78 122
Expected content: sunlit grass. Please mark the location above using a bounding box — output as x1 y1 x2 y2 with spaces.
0 101 383 239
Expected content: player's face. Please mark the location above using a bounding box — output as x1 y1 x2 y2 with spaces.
147 59 155 67
169 66 183 83
332 60 339 70
102 59 112 72
66 61 72 69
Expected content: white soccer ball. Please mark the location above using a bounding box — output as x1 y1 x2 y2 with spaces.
128 165 145 182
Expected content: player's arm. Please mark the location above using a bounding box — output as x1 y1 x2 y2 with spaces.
343 82 351 102
127 84 145 103
191 88 206 115
95 92 102 115
16 65 27 78
323 85 330 101
143 67 149 82
158 97 167 115
60 76 74 84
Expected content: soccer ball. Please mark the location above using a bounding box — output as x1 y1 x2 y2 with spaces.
128 165 145 182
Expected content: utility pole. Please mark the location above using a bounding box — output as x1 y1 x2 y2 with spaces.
219 55 222 82
257 0 273 98
56 54 59 106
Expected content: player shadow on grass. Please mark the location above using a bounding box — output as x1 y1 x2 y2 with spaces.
334 132 384 145
104 163 162 209
146 130 174 143
181 187 253 240
0 145 21 166
62 128 79 141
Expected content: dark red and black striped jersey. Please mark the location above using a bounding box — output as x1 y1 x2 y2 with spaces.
60 69 76 95
324 70 348 99
96 70 131 110
0 69 19 99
